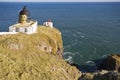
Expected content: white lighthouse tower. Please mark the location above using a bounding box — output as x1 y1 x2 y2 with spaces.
9 6 38 34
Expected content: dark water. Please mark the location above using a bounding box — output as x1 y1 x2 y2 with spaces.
0 2 120 66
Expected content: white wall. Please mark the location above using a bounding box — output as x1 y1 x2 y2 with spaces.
43 22 53 28
9 26 16 32
26 21 38 34
9 21 38 34
0 32 18 35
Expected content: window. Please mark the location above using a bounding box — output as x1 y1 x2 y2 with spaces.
16 28 19 32
25 28 27 32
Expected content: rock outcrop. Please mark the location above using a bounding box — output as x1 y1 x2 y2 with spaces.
0 26 81 80
79 54 120 80
79 70 120 80
99 54 120 71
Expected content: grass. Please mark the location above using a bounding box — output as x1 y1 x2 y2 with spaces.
0 26 80 80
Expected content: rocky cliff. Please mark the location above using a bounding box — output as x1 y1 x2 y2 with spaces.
79 54 120 80
0 26 81 80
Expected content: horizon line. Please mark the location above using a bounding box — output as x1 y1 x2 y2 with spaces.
0 1 120 2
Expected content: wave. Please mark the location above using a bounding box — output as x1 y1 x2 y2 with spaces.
102 54 108 58
63 52 73 55
85 61 95 65
64 39 78 49
64 56 73 64
63 52 83 64
72 31 86 38
63 52 75 64
63 51 80 56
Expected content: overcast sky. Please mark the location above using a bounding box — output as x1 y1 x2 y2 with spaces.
0 0 120 2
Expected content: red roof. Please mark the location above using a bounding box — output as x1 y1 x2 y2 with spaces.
48 19 52 22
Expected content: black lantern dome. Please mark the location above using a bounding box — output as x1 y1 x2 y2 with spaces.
19 6 30 17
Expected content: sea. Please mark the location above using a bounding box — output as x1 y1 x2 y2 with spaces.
0 2 120 71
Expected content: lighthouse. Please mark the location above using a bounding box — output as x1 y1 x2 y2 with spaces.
43 19 53 28
9 6 38 34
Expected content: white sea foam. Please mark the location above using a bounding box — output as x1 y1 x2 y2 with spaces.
80 35 85 38
73 33 78 37
72 31 86 38
65 56 73 63
63 52 75 63
63 52 73 56
76 31 82 35
63 52 80 57
64 39 78 49
102 54 108 58
85 61 95 65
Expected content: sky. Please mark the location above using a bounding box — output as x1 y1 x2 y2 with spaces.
0 0 120 2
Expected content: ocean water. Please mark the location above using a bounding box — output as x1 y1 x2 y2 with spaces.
0 2 120 66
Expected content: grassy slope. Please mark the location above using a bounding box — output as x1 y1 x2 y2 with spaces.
0 26 80 80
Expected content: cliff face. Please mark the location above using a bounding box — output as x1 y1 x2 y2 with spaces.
0 26 81 80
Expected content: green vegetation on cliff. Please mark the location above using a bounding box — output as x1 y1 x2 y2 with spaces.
0 26 80 80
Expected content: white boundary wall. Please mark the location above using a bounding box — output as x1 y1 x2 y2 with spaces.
0 32 18 35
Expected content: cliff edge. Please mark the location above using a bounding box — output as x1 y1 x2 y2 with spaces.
0 26 81 80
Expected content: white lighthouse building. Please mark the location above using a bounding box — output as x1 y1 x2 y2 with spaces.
9 6 38 34
43 19 53 28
